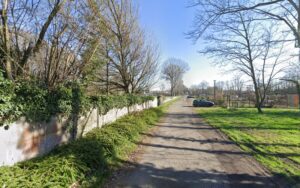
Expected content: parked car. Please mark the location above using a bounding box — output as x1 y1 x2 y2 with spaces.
187 95 195 98
193 99 214 107
193 99 199 107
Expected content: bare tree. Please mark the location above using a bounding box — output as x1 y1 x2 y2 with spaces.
161 58 189 96
0 0 67 80
159 83 165 92
216 81 225 92
195 11 291 113
36 1 97 88
188 0 299 44
188 80 210 97
87 0 159 94
0 0 12 79
189 0 300 102
188 84 200 96
199 80 209 97
174 79 187 95
231 75 244 97
1 0 101 88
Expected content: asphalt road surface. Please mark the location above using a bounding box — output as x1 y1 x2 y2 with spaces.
106 98 283 188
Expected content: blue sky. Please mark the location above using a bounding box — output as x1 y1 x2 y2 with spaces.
137 0 230 87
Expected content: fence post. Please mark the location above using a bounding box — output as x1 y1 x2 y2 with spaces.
157 96 161 106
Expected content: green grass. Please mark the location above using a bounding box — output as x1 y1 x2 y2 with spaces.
198 107 300 185
0 99 177 188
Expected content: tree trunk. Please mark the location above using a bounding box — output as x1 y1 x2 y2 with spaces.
255 94 263 113
252 78 263 113
124 84 130 94
296 82 300 109
19 0 65 75
1 0 13 80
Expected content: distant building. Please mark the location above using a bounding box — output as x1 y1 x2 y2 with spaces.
287 94 299 108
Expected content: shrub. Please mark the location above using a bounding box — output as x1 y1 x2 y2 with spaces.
47 84 73 115
14 80 49 122
0 79 155 127
0 72 21 126
0 104 166 187
215 99 225 106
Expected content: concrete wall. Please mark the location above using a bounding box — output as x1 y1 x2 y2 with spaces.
0 98 159 166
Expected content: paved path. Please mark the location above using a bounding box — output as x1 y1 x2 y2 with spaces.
107 98 281 188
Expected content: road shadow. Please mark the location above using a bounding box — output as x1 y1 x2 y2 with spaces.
144 111 300 186
137 142 300 158
141 133 300 148
107 161 281 188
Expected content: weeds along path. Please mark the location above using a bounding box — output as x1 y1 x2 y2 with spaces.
106 98 281 188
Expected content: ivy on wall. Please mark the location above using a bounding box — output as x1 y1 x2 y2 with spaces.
0 72 22 127
0 72 154 127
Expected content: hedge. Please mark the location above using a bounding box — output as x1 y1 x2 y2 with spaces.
0 75 154 127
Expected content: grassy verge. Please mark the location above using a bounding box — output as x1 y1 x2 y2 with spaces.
198 107 300 185
0 98 177 188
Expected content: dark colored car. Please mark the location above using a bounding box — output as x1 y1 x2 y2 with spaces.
187 95 194 98
193 99 198 107
193 99 214 107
